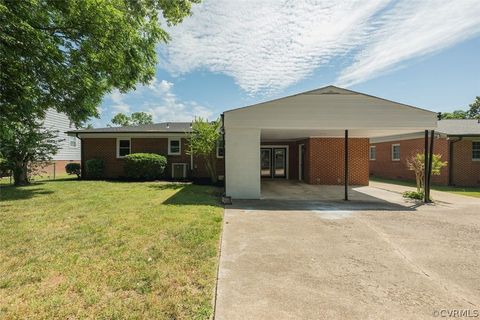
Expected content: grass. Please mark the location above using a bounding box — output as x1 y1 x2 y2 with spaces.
370 176 480 198
0 179 223 319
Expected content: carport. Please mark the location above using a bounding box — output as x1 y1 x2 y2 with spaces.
222 86 437 200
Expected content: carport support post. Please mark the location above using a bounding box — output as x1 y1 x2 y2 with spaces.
426 130 435 202
424 130 430 203
344 129 349 201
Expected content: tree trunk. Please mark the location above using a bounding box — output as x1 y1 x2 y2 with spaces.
206 155 217 184
13 163 30 186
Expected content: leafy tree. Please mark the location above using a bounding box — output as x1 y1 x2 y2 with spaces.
187 118 221 183
0 0 198 131
111 113 132 127
1 0 197 184
110 112 153 127
131 112 154 125
440 110 468 120
467 96 480 120
439 97 480 120
0 123 60 185
406 153 447 193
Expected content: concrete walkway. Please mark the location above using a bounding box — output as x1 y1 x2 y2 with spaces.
215 184 480 319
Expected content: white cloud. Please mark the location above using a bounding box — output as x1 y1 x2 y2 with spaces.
147 78 174 95
160 0 480 93
146 84 214 122
161 0 388 94
103 80 215 124
108 90 131 114
337 1 480 86
111 103 130 114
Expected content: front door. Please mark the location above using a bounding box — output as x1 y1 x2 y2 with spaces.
261 148 272 177
261 147 287 178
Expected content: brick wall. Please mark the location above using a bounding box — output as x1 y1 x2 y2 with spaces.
306 138 369 186
38 160 80 177
369 137 449 185
83 137 224 179
451 139 480 187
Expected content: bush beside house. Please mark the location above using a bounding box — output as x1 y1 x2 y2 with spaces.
65 163 81 179
85 159 104 179
124 153 167 180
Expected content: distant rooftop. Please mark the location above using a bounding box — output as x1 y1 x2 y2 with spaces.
69 122 193 134
437 119 480 136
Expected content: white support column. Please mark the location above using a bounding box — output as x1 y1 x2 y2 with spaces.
225 128 261 199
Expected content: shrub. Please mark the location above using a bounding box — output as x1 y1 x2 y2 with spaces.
403 190 424 200
123 153 167 180
65 163 81 179
85 159 104 179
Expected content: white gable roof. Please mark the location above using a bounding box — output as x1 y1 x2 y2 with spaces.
224 85 437 138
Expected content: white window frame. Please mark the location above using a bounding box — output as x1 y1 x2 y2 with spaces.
216 139 224 158
473 140 480 161
168 137 181 155
171 163 188 178
391 144 400 161
116 138 131 158
369 146 376 161
68 135 77 148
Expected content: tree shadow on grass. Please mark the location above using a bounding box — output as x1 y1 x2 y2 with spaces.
0 185 54 202
149 183 223 206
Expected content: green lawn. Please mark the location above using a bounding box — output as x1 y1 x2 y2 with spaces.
0 179 223 319
370 176 480 198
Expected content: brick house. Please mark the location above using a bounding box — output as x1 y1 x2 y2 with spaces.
69 86 438 199
369 120 480 187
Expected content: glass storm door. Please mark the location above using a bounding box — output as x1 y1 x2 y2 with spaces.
273 148 286 178
261 148 272 177
261 147 287 178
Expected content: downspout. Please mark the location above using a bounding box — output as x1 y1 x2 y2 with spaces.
448 136 462 186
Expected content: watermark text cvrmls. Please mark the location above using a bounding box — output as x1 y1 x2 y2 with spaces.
433 309 479 318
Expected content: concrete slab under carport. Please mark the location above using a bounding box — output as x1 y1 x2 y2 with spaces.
261 179 413 205
215 184 480 320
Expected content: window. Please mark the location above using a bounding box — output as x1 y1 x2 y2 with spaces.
117 138 131 158
216 139 225 158
369 146 376 160
168 138 181 155
391 144 400 161
68 135 77 147
473 141 480 161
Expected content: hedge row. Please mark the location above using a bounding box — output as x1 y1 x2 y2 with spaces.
81 153 167 180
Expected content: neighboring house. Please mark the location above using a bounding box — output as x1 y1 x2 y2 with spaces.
370 120 480 187
70 86 438 199
41 109 81 176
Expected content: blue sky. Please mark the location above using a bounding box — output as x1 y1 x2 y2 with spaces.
94 1 480 127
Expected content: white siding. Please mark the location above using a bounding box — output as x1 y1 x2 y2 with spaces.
43 109 81 161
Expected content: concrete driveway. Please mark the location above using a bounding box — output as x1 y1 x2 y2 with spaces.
215 185 480 319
